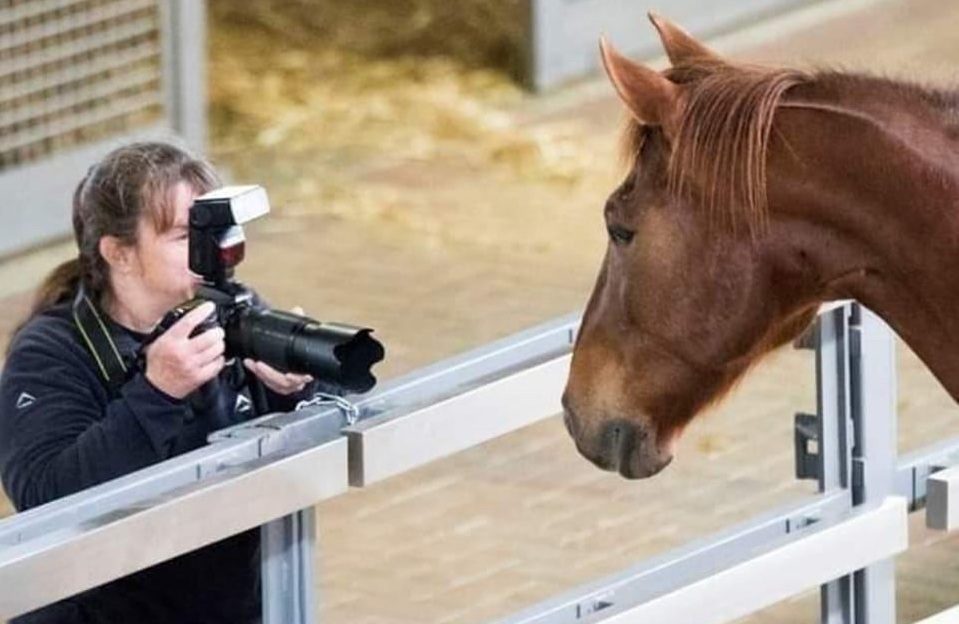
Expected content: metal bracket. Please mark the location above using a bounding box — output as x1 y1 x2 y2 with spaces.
794 412 820 481
576 591 615 618
785 512 820 533
852 459 865 490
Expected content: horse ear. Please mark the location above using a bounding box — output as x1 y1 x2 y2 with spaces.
648 12 720 65
599 36 679 131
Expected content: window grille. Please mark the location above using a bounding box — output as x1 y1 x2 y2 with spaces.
0 0 164 170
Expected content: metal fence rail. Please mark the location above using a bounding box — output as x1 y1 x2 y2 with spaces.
0 313 579 621
0 304 957 622
491 303 907 624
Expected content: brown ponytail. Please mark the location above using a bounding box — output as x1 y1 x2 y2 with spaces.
6 258 84 355
9 141 220 348
30 258 82 316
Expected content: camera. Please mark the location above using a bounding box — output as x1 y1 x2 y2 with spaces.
149 185 384 394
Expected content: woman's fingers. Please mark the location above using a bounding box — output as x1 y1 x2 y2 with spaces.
245 359 284 386
244 359 312 394
195 335 226 365
168 302 217 339
198 356 226 380
190 326 225 352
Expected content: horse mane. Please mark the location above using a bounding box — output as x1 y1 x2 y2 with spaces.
624 60 809 239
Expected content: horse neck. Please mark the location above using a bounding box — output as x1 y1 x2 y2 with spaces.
771 81 959 400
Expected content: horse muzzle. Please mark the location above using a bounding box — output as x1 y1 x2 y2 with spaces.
562 396 673 479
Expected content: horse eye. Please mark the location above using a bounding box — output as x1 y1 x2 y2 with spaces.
607 225 635 245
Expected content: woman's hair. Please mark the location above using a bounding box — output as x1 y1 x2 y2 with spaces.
24 141 221 327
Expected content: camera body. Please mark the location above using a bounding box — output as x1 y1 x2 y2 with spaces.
152 186 384 394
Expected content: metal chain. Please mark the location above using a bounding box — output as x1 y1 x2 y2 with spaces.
295 392 361 425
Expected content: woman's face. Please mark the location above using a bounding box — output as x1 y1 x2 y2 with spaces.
131 181 201 311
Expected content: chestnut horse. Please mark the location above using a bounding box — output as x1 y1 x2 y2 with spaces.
562 14 959 478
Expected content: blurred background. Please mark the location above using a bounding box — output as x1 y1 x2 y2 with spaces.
3 0 959 622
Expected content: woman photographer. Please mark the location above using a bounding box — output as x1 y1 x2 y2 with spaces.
0 141 314 623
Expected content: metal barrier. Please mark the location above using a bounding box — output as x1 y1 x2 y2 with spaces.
523 0 811 90
0 0 205 256
1 303 958 622
0 314 578 621
494 303 904 623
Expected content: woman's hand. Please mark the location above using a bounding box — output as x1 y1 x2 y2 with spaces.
243 359 313 396
144 302 225 399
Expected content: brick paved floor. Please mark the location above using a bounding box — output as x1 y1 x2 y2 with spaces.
4 1 959 622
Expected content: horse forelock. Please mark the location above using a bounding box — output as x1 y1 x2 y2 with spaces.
622 61 809 240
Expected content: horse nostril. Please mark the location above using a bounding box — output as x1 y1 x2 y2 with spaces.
603 422 628 446
599 420 637 470
611 423 623 440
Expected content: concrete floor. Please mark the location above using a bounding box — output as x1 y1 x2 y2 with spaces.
5 0 959 622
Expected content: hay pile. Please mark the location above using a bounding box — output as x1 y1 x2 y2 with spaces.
207 0 598 223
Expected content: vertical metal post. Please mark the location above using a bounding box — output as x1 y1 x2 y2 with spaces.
262 508 317 624
817 306 856 623
162 0 208 151
849 304 898 624
525 0 562 92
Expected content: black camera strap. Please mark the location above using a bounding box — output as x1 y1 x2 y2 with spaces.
72 285 129 397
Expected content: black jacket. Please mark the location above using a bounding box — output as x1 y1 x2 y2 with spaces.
0 301 311 623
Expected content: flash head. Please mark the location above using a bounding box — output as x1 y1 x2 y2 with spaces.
191 185 270 228
189 185 270 286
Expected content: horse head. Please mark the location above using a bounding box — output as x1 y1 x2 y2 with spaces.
563 15 824 478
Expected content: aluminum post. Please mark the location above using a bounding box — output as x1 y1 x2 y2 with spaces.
849 304 898 624
816 306 856 623
262 507 317 624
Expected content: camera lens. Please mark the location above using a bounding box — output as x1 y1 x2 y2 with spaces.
229 308 384 393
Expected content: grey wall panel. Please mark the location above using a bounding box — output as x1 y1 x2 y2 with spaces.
0 0 206 256
0 124 172 258
527 0 819 90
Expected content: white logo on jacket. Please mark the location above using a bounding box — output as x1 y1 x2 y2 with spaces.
235 394 252 413
15 392 36 409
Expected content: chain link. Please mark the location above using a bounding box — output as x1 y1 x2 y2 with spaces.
295 392 361 425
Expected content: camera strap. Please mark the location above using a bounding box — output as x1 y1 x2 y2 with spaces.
72 285 129 397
